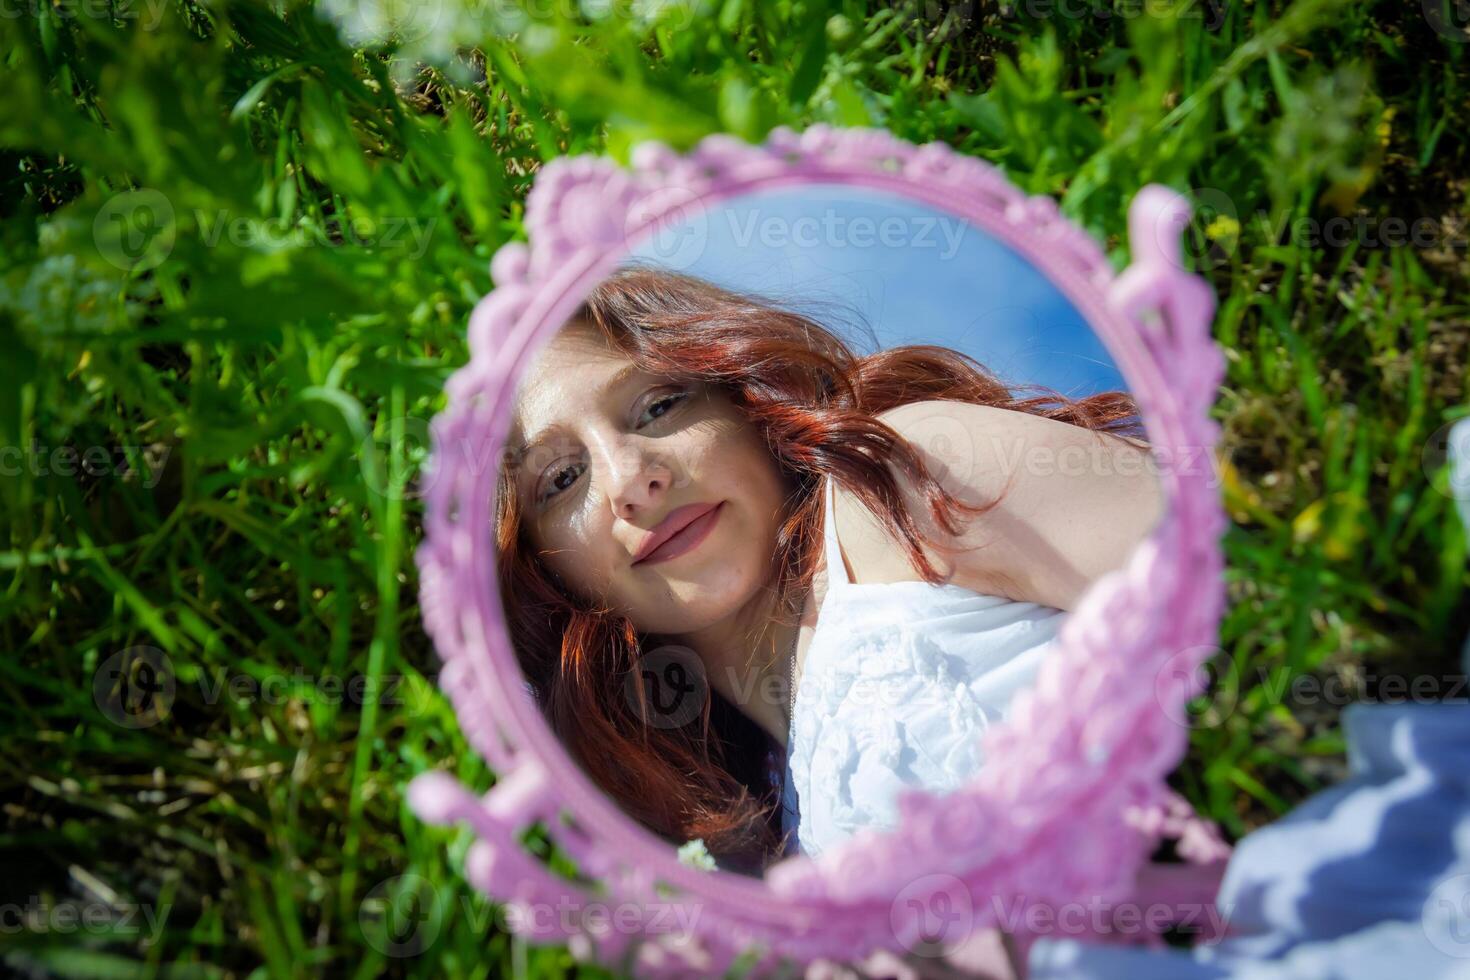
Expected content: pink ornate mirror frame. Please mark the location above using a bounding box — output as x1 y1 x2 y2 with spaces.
407 124 1232 977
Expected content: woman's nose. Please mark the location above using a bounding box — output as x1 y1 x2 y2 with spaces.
601 438 679 517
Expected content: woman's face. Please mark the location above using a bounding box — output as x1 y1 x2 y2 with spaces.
506 321 792 636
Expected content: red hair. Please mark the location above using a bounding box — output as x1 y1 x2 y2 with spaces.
494 264 1146 873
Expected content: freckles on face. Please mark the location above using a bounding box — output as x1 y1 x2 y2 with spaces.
531 402 791 636
510 330 792 635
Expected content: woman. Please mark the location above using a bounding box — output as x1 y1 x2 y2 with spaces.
494 263 1162 875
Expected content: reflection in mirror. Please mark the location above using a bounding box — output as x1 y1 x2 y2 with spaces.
492 185 1164 879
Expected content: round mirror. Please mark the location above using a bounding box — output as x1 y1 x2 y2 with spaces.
409 126 1228 977
495 184 1165 878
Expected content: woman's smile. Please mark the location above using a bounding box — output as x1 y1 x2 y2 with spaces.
633 500 725 567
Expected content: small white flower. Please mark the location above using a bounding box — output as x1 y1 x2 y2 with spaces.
676 837 716 871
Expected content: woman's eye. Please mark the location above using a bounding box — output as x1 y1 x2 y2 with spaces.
640 389 690 426
537 389 690 504
539 462 584 503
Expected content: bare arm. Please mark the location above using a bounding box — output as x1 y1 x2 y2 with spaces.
838 400 1164 612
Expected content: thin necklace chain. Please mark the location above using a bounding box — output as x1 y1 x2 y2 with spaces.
785 582 815 730
785 619 800 728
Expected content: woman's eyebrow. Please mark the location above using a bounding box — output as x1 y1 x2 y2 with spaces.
507 363 650 469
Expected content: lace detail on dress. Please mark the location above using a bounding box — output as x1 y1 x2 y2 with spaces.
775 475 1065 858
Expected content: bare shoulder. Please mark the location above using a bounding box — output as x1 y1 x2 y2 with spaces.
828 402 1037 593
839 399 1162 608
826 479 918 587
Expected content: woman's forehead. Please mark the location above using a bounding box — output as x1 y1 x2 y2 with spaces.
523 318 625 385
509 326 644 455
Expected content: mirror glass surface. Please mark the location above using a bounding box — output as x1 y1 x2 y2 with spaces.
493 184 1164 878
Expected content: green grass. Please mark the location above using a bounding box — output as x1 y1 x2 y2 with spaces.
1 0 1467 976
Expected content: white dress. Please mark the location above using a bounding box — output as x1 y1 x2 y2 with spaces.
774 475 1067 858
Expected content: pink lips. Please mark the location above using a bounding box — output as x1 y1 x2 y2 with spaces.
632 501 724 566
